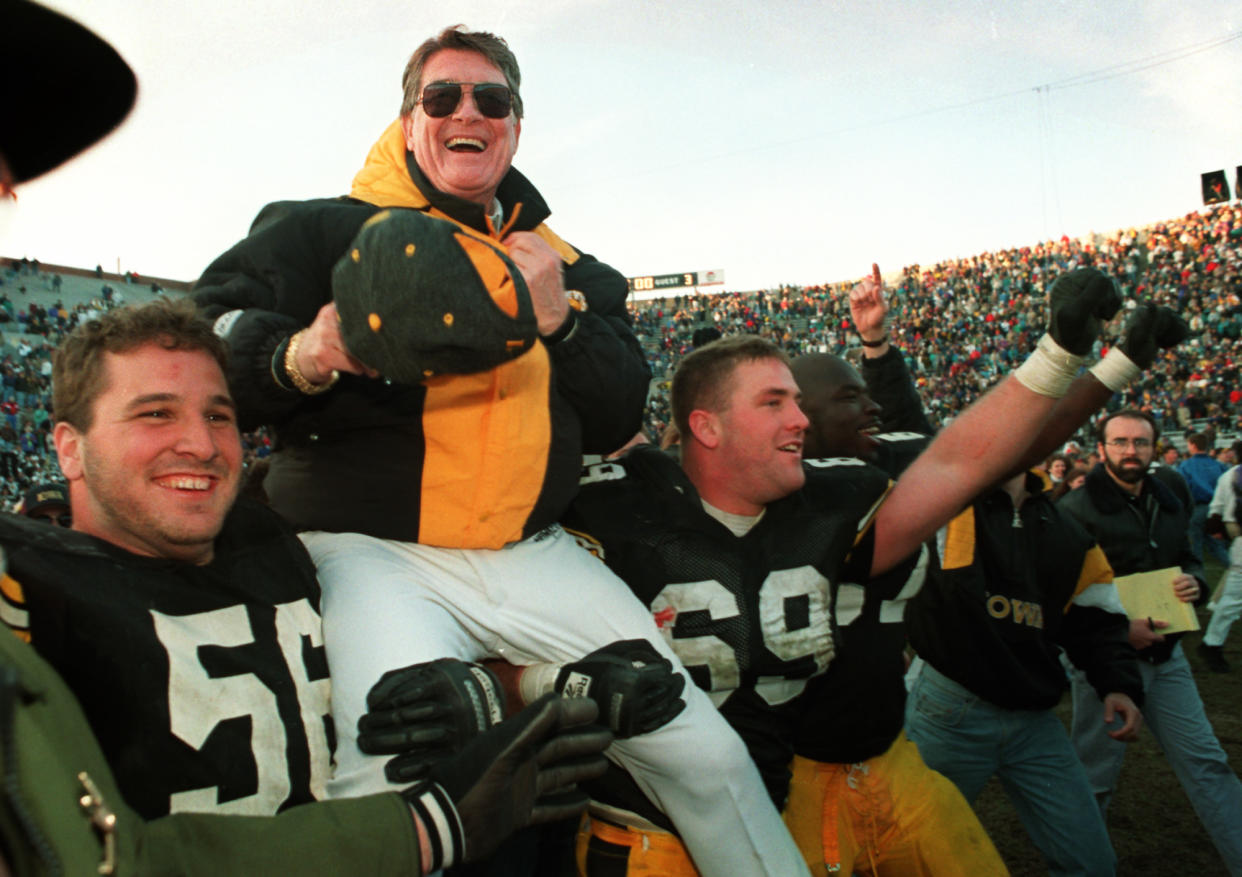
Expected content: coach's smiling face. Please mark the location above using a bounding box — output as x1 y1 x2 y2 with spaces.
401 48 520 208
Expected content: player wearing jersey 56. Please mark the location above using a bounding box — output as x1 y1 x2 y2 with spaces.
3 5 609 871
0 298 610 874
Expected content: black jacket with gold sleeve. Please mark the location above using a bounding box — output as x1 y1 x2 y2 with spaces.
193 122 648 549
907 474 1142 710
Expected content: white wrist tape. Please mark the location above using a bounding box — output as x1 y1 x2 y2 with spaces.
1088 347 1141 393
518 662 561 706
1012 333 1084 398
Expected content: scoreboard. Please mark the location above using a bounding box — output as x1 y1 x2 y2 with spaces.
627 269 725 293
629 272 695 292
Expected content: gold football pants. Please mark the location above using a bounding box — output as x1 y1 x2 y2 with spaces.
783 732 1009 876
575 732 1008 876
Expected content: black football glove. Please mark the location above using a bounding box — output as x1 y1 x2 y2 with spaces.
1047 267 1123 355
554 639 686 738
1117 303 1190 369
358 658 506 783
401 693 612 869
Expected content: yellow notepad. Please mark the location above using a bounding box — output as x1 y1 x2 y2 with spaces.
1113 567 1201 634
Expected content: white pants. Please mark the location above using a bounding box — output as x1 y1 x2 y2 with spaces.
1205 536 1242 647
304 526 809 877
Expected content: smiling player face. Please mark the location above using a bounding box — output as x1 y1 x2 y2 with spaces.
54 343 242 564
791 356 883 462
709 358 811 514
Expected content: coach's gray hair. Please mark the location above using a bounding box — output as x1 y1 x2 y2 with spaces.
400 25 523 119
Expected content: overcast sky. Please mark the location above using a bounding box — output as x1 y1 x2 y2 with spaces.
6 0 1241 291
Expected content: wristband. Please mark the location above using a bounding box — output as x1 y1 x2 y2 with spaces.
403 782 464 872
284 330 339 395
1088 347 1141 393
541 309 579 346
270 335 296 391
518 662 561 706
1012 333 1083 398
859 333 888 348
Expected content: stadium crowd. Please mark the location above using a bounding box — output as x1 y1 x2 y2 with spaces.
632 202 1242 447
0 259 271 506
5 207 1242 506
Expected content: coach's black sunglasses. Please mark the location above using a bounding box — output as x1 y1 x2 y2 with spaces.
418 81 514 119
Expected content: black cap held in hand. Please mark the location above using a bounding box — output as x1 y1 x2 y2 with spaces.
332 209 537 384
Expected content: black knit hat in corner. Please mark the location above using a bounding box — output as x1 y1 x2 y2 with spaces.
4 0 137 183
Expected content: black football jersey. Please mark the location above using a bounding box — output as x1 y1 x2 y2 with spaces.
563 445 893 817
794 431 930 764
0 499 332 820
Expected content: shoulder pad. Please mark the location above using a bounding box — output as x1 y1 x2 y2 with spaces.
214 498 302 552
873 433 929 479
580 445 685 488
873 431 928 445
0 512 112 560
802 456 868 469
579 459 629 487
801 457 892 494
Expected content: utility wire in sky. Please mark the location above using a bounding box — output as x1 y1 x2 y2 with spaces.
1022 32 1242 240
867 30 1242 127
1043 31 1242 90
577 29 1242 187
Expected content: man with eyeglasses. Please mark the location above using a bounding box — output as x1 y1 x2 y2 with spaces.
1058 409 1242 872
194 24 808 877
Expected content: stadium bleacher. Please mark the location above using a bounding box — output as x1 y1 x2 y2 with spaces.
629 204 1242 456
0 258 196 506
1 201 1239 503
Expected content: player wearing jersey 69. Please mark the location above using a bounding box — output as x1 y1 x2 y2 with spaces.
561 263 1125 876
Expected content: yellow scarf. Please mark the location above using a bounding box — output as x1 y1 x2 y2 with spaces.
349 120 577 264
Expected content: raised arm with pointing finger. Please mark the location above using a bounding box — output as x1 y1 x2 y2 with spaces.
785 264 1185 875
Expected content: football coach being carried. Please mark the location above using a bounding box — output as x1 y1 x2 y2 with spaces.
194 25 810 877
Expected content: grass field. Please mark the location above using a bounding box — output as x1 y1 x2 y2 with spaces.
974 560 1240 876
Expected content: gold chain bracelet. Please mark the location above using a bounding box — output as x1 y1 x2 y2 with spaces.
284 329 339 395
